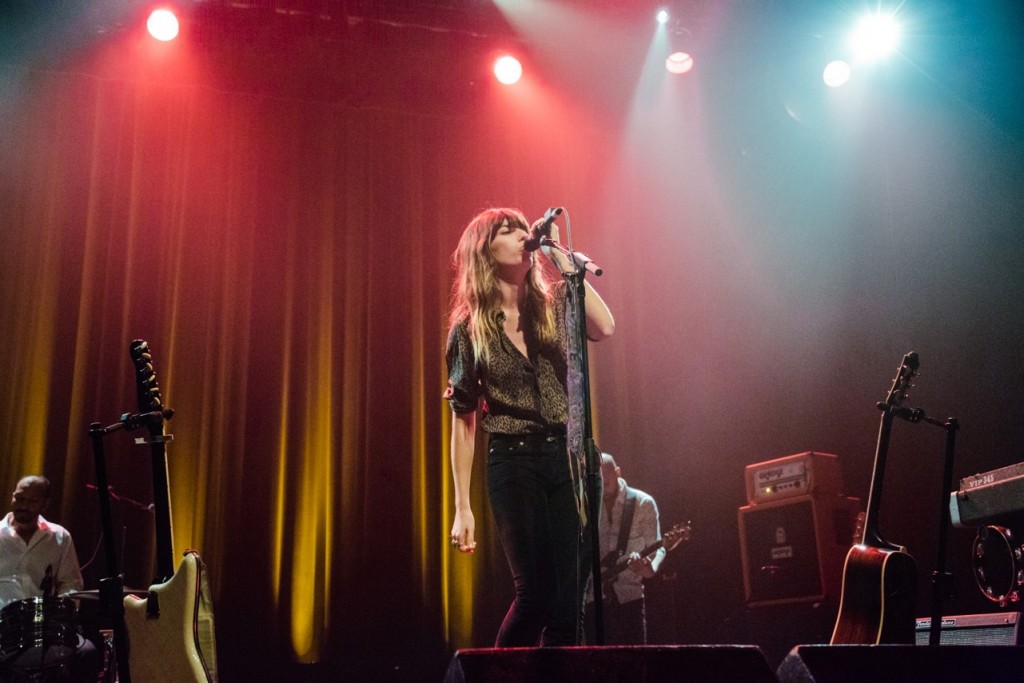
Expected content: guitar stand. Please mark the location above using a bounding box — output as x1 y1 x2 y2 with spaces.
884 403 960 646
928 415 959 647
89 410 163 683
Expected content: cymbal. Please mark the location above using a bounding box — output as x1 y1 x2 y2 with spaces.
66 588 150 600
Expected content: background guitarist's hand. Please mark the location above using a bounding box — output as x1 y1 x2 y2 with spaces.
626 552 655 579
451 508 477 553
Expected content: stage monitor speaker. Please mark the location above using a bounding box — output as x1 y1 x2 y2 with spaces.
738 495 860 606
914 611 1024 645
777 644 1024 683
444 645 776 683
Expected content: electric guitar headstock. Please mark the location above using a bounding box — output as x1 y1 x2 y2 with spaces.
662 521 693 552
128 339 173 439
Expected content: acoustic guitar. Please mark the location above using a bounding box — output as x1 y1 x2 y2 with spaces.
830 352 919 644
123 340 219 681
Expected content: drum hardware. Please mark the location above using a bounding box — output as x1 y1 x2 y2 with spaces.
0 596 79 673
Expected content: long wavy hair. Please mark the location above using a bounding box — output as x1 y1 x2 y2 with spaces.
448 208 557 365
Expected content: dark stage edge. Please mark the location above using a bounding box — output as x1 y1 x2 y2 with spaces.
444 643 1024 682
777 644 1024 683
443 645 776 682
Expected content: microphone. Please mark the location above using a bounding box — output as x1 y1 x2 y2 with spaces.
525 207 563 252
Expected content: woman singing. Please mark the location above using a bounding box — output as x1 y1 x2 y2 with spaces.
444 207 614 646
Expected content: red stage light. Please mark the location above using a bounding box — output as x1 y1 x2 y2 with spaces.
493 55 523 85
147 9 180 42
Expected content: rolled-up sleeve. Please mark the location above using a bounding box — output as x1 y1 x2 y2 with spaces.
444 322 481 414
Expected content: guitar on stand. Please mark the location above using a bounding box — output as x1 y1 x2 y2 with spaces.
122 340 218 682
831 352 920 644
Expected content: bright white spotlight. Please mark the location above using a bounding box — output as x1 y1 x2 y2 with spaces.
849 13 900 62
665 51 694 75
493 55 523 85
656 9 670 25
147 9 180 42
823 60 851 87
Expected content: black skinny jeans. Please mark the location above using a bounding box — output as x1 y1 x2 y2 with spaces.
487 432 587 647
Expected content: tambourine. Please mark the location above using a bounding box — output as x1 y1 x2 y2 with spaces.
972 525 1024 607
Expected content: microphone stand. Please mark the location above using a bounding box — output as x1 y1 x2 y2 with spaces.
541 236 607 645
88 410 161 683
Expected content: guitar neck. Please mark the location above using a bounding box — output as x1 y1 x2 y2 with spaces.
150 440 176 582
602 539 665 583
861 409 893 548
635 539 664 560
861 378 912 552
131 339 177 584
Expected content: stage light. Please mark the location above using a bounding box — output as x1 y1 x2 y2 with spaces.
823 60 851 87
662 21 695 76
493 55 522 85
665 51 694 75
656 9 669 25
147 8 180 42
849 12 900 62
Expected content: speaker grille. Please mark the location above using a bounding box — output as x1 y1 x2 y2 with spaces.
915 612 1023 645
738 495 859 606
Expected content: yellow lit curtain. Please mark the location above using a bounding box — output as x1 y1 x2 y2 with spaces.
0 63 542 672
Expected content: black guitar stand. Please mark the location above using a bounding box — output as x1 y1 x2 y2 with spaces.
885 402 960 646
539 225 607 645
88 410 171 683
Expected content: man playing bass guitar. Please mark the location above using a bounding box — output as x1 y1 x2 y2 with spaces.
585 453 665 645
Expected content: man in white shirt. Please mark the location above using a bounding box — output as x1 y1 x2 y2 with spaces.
0 474 96 680
585 453 666 644
0 475 84 603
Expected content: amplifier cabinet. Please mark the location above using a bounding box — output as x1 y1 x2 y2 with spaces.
744 451 844 505
915 612 1024 646
738 495 860 607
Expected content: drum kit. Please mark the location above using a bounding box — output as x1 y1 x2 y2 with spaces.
0 579 146 682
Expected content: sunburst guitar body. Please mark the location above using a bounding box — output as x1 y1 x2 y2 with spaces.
831 543 917 644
